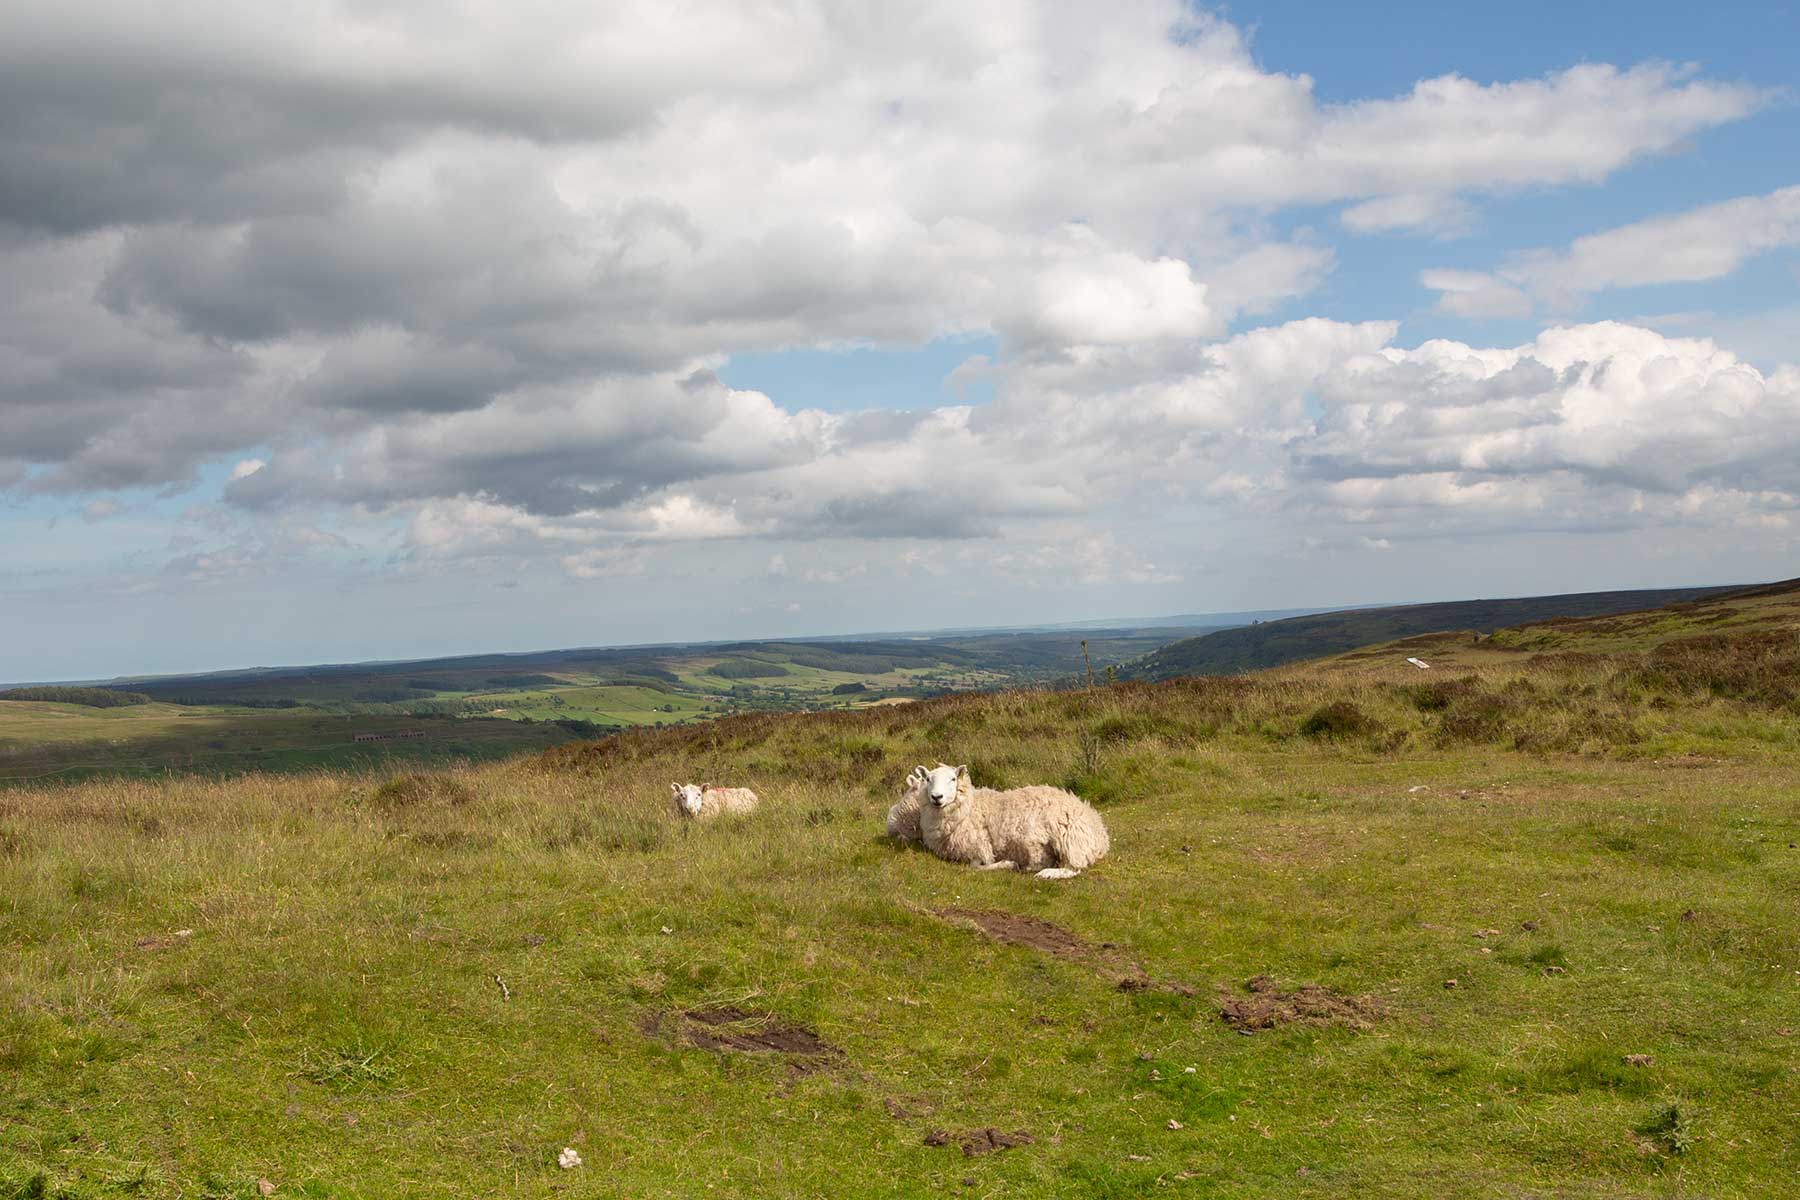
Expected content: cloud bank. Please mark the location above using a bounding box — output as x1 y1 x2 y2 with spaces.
1 0 1791 641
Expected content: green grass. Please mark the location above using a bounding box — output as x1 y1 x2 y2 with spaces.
2 589 1797 1196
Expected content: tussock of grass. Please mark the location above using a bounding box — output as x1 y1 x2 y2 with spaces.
1299 701 1378 740
367 771 475 810
297 1040 402 1092
1635 1101 1698 1156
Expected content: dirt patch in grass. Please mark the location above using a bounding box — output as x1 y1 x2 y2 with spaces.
934 906 1094 961
927 906 1194 995
924 1127 1034 1157
649 1005 843 1071
1649 754 1721 769
884 1096 937 1121
1217 974 1383 1033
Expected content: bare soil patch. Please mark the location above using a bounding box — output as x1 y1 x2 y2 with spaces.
924 1127 1034 1157
649 1005 844 1071
883 1095 935 1120
928 905 1194 995
1218 974 1382 1033
933 906 1093 961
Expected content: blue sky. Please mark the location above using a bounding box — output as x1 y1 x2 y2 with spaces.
2 0 1797 681
1233 0 1797 99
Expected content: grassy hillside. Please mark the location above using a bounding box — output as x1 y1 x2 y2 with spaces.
3 585 1798 1196
1125 583 1744 680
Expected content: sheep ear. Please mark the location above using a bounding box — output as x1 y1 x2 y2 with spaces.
909 765 926 782
670 782 680 793
956 764 969 779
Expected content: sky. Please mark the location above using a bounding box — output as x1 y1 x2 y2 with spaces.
2 0 1798 682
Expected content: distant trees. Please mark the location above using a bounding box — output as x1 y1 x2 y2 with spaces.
0 685 152 707
353 688 426 703
484 673 561 688
159 695 302 708
551 718 617 737
707 659 789 679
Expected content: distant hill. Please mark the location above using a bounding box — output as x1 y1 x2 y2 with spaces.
0 685 152 708
1122 583 1751 680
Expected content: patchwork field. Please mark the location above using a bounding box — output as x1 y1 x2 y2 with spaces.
2 581 1797 1196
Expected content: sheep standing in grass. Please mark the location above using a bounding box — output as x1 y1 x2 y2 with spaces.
885 766 928 843
670 782 761 820
915 763 1108 880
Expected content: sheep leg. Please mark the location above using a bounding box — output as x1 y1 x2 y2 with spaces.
1034 867 1080 880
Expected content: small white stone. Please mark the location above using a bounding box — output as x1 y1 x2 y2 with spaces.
1166 1119 1183 1130
558 1148 582 1170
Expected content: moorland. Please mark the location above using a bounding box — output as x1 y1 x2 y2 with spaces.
3 580 1798 1196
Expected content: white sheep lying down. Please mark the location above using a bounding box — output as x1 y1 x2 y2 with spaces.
914 763 1109 880
885 765 929 843
670 782 761 820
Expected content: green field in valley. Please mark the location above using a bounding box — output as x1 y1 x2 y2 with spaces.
470 684 721 725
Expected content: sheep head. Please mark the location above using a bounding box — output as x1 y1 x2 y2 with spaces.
671 782 706 815
922 763 968 808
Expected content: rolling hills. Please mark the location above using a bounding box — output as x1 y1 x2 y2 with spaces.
0 626 1207 785
3 581 1797 1196
1123 582 1748 680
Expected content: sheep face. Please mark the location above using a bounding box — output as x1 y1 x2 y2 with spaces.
920 763 967 809
671 782 706 816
